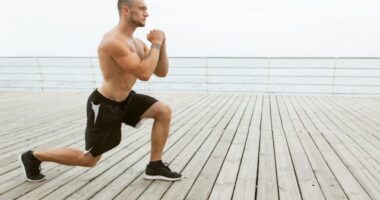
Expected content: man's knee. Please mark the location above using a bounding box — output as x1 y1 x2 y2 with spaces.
81 154 101 167
156 104 172 120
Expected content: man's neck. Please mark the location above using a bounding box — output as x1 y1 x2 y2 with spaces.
117 19 136 38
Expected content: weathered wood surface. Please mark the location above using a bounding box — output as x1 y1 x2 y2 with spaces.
0 91 379 200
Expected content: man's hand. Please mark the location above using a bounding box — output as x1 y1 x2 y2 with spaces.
147 29 164 45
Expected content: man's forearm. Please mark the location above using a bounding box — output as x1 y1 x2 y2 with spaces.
155 43 169 76
139 43 161 79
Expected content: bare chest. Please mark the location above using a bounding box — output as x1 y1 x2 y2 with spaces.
127 40 145 59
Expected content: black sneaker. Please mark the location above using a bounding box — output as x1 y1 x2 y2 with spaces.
144 161 182 181
18 151 46 182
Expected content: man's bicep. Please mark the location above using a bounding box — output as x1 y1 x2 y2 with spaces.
136 38 149 55
111 44 142 74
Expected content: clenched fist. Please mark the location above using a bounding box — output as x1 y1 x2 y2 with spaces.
147 29 165 45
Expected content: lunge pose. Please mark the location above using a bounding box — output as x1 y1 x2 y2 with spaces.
19 0 182 182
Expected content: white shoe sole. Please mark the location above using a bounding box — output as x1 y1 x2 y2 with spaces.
18 154 46 183
143 174 182 181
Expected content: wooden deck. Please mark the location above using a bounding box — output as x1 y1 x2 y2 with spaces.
0 91 379 200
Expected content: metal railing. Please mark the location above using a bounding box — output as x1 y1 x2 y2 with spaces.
0 57 379 95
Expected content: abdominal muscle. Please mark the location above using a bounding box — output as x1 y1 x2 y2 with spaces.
97 59 138 102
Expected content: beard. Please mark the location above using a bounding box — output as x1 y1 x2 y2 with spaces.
131 17 145 27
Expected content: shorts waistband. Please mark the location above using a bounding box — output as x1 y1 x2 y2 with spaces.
92 89 134 105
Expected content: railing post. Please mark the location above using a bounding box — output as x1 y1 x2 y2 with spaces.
332 57 338 95
35 57 44 91
267 57 271 94
90 57 97 89
205 57 209 93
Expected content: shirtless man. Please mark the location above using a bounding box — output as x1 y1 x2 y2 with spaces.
19 0 182 182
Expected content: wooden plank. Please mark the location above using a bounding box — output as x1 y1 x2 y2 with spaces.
256 95 278 200
160 95 244 200
0 110 84 150
201 95 254 200
277 95 325 200
353 96 380 113
290 95 372 200
0 123 85 175
284 95 348 200
0 92 45 105
311 96 380 174
0 92 169 147
0 97 71 123
184 95 249 200
345 96 380 128
232 95 263 200
1 92 379 200
0 92 171 144
269 95 302 200
327 96 380 138
0 94 175 190
0 93 193 199
113 94 234 200
0 93 88 134
0 93 180 198
348 96 380 113
299 95 380 199
317 96 380 150
0 141 83 196
0 94 174 167
0 114 84 174
21 93 213 200
65 93 229 200
365 96 380 108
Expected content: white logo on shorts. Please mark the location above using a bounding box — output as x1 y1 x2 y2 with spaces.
91 102 100 125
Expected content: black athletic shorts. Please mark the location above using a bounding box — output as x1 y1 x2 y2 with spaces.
84 89 158 157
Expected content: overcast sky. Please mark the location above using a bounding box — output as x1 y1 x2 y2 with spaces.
0 0 379 57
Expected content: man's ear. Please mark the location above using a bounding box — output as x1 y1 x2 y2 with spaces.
122 5 129 16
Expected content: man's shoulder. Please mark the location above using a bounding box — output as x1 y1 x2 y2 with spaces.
99 35 129 56
101 33 123 48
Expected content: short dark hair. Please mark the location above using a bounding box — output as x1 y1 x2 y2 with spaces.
118 0 134 15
